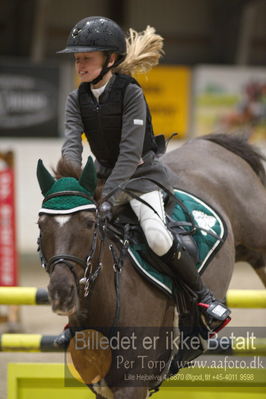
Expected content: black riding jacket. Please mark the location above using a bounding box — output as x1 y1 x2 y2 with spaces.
78 73 158 168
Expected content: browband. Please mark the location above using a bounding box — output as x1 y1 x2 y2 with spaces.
43 190 93 205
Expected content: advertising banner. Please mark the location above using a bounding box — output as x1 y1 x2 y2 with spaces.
0 60 60 137
134 66 191 138
0 152 17 286
193 66 266 141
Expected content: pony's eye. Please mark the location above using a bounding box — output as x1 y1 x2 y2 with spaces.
79 211 95 228
80 215 94 228
86 219 94 228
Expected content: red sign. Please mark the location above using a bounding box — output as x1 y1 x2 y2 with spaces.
0 168 17 286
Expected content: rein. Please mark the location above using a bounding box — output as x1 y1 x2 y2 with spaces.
78 218 129 327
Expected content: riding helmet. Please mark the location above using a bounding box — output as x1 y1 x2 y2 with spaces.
57 16 126 63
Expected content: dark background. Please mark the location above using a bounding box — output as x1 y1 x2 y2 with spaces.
1 0 265 65
0 0 265 137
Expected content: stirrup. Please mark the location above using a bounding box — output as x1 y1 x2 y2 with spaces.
197 301 231 335
197 301 231 320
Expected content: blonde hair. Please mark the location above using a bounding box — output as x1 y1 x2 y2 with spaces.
115 25 164 76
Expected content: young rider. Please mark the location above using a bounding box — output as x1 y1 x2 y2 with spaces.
58 16 231 334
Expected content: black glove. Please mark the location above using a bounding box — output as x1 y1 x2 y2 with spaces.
99 201 112 222
54 327 72 349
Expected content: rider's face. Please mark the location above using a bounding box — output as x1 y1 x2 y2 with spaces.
74 51 105 83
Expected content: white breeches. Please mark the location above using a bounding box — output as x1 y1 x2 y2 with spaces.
130 191 173 256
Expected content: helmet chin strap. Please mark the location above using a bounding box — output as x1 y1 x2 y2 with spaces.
90 54 112 85
90 53 124 85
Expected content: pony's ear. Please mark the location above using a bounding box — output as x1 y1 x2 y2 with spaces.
79 156 97 194
37 159 55 196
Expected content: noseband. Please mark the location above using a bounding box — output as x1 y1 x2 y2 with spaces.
38 242 89 275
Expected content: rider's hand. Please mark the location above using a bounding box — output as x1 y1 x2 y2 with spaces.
54 327 72 349
99 201 112 222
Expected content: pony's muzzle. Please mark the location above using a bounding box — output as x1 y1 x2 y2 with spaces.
48 269 80 315
50 287 79 315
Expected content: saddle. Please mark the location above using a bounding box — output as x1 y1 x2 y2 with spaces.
112 199 199 276
108 194 200 311
106 185 226 299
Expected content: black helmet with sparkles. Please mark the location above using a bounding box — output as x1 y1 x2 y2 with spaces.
57 17 126 84
57 16 126 62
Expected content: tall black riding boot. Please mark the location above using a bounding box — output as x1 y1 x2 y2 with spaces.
161 240 231 334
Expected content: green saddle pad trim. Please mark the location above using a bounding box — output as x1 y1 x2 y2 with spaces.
128 189 227 296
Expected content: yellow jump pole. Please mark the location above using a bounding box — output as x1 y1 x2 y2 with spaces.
0 334 61 352
226 289 266 308
1 334 266 355
0 334 42 352
0 287 49 305
0 287 265 307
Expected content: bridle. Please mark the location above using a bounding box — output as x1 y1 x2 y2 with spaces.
37 189 126 322
38 190 101 293
37 236 93 287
